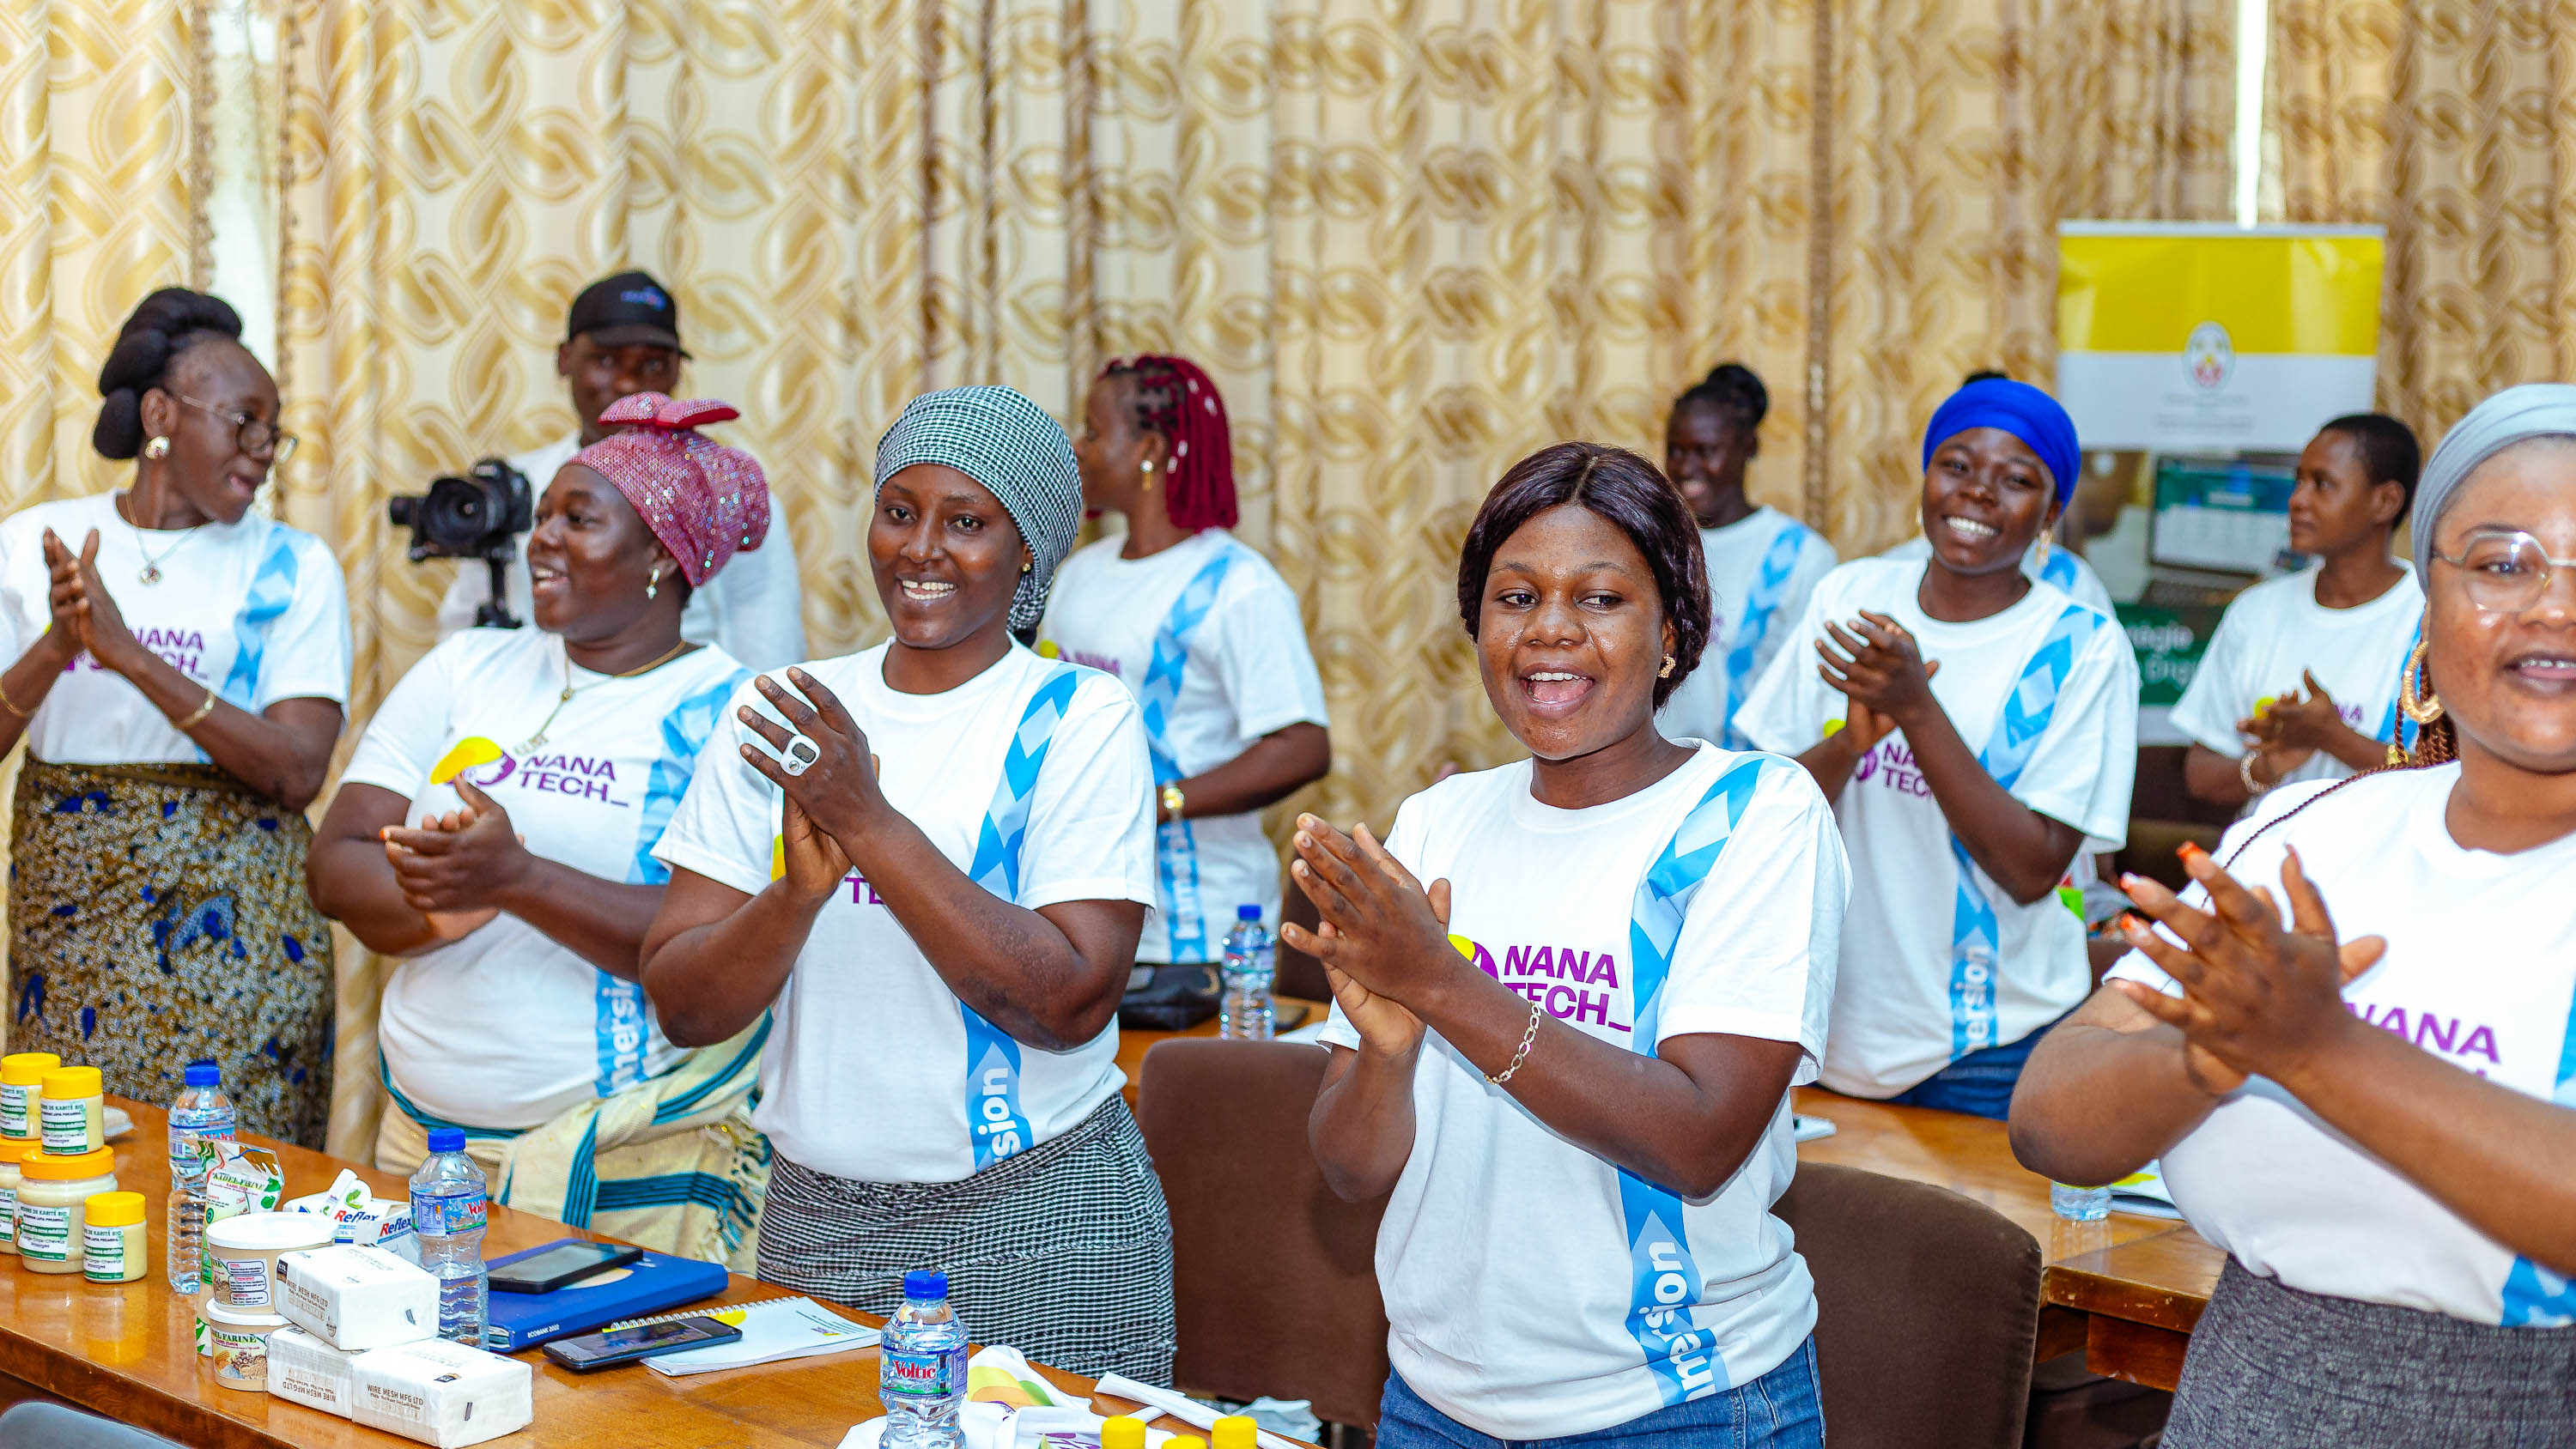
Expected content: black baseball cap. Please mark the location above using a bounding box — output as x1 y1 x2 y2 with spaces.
565 270 686 354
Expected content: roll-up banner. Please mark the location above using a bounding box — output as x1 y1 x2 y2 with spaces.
2056 221 2384 452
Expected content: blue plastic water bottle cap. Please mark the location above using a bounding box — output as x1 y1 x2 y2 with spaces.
426 1126 466 1154
183 1061 221 1088
1236 904 1261 921
903 1269 947 1300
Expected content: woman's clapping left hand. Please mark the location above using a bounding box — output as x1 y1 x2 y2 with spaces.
737 670 879 895
2113 843 2388 1094
380 779 532 942
1281 815 1464 1052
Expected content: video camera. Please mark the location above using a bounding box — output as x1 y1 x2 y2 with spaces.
387 458 533 628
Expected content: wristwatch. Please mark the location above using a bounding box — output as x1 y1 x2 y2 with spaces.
1158 784 1186 822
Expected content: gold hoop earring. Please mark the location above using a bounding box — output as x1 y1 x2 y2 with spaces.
647 563 662 601
143 436 170 460
2398 640 2444 725
1659 654 1676 679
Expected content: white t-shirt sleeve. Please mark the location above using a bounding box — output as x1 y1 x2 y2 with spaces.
1657 765 1848 1082
652 676 776 897
1211 573 1330 742
0 516 39 661
2006 618 2140 852
1018 676 1157 911
338 639 466 798
2168 599 2254 757
1734 583 1838 755
256 535 355 708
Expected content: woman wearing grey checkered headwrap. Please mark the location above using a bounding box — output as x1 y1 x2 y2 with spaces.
873 385 1085 632
641 385 1174 1382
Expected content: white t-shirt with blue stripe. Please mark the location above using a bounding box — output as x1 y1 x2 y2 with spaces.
343 627 747 1130
1736 557 2140 1095
0 493 351 764
2111 765 2576 1326
653 643 1157 1184
1658 507 1839 749
1320 746 1846 1439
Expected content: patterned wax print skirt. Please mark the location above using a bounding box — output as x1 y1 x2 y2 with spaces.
9 759 335 1147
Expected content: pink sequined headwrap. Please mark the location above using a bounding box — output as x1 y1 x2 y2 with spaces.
570 393 769 587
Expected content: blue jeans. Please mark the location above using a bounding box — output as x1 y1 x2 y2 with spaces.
1883 1016 2066 1120
1374 1338 1826 1449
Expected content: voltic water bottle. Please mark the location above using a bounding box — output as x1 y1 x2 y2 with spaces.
2051 1180 2112 1222
408 1128 490 1346
166 1061 237 1293
1219 905 1275 1040
879 1268 968 1449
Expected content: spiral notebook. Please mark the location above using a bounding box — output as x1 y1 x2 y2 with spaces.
618 1296 882 1376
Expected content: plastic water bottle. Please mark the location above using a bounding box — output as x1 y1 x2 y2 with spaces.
409 1127 489 1346
2051 1181 2112 1222
167 1061 237 1292
879 1268 968 1449
1220 905 1275 1040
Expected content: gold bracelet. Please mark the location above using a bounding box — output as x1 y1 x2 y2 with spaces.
0 679 28 719
172 689 217 731
1486 1001 1543 1086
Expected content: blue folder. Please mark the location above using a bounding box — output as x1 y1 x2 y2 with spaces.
481 1240 731 1351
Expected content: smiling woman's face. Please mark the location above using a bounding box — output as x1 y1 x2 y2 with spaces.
868 463 1029 652
1475 504 1675 762
1920 426 2057 576
2424 441 2576 774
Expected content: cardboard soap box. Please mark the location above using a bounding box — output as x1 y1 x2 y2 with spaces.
277 1244 440 1352
352 1337 534 1448
284 1183 420 1264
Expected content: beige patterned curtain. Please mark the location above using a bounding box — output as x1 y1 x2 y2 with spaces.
2269 0 2576 443
1819 0 2237 553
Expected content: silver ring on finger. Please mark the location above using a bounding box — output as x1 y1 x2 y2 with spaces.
781 733 823 777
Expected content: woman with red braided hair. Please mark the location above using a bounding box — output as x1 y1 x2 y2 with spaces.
1042 355 1333 1024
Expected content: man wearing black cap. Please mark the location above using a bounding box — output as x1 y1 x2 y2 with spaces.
435 270 808 671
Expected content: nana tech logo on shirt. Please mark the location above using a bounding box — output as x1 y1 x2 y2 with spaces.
1450 932 1629 1032
430 737 630 806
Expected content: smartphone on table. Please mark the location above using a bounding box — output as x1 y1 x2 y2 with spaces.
541 1316 741 1373
487 1239 644 1294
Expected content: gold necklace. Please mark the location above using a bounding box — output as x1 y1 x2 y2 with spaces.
515 639 694 753
118 493 206 585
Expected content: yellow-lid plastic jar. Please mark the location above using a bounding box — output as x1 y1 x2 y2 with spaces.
17 1148 117 1273
81 1191 145 1284
0 1143 26 1256
0 1053 58 1141
37 1067 104 1156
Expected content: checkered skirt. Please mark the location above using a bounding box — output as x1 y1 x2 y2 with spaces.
757 1095 1176 1385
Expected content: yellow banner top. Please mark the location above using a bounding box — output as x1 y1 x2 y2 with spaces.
2057 233 2383 355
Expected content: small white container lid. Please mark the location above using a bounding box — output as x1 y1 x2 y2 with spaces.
203 1300 287 1329
206 1212 334 1253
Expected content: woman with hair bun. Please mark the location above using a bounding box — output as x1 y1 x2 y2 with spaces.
1041 356 1330 1021
1656 363 1838 749
0 287 350 1145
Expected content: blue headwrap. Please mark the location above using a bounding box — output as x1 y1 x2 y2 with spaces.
1921 379 2081 506
874 385 1083 631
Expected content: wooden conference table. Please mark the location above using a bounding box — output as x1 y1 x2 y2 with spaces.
0 1102 1225 1449
1115 1004 2227 1392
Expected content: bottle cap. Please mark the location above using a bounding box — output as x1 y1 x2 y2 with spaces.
21 1147 114 1179
1236 904 1261 921
184 1061 222 1088
40 1066 101 1099
1169 1438 1208 1449
1 1053 60 1086
902 1268 947 1300
426 1126 467 1154
1100 1417 1147 1449
83 1191 144 1228
1212 1417 1258 1449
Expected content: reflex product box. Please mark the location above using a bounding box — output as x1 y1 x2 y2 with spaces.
351 1338 534 1448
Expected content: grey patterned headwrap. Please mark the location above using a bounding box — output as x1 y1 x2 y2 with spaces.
2411 383 2576 578
872 385 1083 631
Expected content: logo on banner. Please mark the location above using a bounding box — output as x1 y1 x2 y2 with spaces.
2184 321 2234 389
